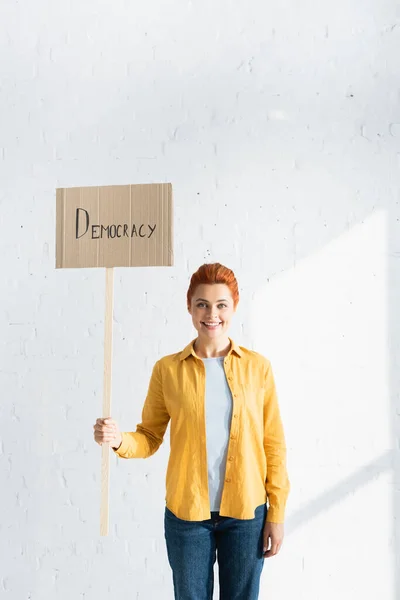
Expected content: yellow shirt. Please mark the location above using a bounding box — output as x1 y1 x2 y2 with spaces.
113 337 290 523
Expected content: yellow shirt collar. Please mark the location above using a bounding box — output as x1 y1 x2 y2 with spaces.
179 336 243 361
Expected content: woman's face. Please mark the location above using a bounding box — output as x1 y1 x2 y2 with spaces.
188 283 236 340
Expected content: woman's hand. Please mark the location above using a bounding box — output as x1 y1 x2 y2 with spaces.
262 521 284 558
93 417 122 449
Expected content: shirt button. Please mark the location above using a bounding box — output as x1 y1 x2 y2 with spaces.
228 456 234 461
230 435 235 440
233 414 238 418
225 478 231 482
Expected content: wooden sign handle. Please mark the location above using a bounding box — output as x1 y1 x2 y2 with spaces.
100 267 114 536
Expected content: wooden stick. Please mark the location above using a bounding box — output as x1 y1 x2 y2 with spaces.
100 267 114 536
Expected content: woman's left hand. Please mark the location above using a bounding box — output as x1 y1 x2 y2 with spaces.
262 521 284 558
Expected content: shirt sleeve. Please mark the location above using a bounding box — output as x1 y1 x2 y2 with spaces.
263 360 290 523
112 359 170 459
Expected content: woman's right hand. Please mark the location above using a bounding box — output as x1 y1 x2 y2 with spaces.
93 417 122 449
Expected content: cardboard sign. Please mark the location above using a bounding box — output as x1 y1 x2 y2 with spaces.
56 182 173 268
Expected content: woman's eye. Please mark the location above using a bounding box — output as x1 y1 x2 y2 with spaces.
196 303 227 308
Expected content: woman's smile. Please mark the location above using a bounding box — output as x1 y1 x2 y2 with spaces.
201 321 222 330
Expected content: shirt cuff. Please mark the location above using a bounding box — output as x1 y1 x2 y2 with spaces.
265 506 286 523
112 432 126 456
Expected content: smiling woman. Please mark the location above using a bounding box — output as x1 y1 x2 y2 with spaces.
186 263 239 358
102 262 290 599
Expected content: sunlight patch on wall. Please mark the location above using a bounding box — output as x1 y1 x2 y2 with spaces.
250 208 389 471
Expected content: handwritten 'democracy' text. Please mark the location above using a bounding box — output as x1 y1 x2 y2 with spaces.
75 208 157 240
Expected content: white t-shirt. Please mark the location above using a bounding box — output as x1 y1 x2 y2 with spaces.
202 356 233 512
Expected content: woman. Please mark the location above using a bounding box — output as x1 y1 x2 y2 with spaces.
93 262 290 600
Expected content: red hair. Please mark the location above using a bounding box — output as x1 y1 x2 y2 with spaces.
187 263 239 309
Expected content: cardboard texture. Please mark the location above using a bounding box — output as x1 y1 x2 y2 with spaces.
56 182 173 268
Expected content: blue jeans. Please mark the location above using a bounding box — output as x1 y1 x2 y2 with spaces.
164 503 267 600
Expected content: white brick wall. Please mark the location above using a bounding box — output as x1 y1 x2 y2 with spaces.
1 1 399 598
